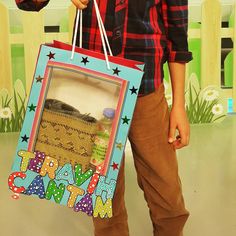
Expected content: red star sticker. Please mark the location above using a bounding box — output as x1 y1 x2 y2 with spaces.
47 51 55 60
111 162 119 170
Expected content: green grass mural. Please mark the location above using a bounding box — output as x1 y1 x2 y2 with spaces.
0 80 26 132
165 73 227 124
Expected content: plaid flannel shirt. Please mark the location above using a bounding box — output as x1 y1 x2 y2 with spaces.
15 0 193 95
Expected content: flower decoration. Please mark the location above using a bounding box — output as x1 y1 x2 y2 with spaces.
0 107 12 119
212 104 224 115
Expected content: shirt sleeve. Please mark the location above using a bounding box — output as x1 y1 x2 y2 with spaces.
161 0 193 63
15 0 50 12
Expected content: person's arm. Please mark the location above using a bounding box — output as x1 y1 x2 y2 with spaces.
168 62 190 150
161 0 193 149
15 0 50 11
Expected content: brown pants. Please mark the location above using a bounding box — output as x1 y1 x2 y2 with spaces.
93 83 189 236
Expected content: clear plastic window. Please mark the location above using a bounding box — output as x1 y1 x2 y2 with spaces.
32 64 123 175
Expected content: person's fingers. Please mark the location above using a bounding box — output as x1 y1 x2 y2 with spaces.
173 133 189 149
71 0 89 10
168 123 176 143
173 138 184 149
179 129 188 147
81 0 89 5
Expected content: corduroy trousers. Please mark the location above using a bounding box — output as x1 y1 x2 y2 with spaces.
93 83 189 236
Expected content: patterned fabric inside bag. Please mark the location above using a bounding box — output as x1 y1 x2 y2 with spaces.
34 99 98 172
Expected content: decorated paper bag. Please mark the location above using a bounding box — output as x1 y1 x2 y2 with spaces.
8 6 144 217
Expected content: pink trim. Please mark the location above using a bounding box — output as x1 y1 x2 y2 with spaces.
47 61 124 83
28 60 127 178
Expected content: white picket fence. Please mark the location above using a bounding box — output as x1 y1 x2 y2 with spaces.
0 0 236 111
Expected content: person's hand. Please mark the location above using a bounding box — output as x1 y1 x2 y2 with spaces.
71 0 89 10
168 106 190 150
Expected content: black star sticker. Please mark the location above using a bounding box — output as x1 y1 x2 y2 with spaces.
121 116 130 125
36 75 43 83
129 86 138 95
81 57 89 65
21 134 29 143
47 51 55 60
28 104 37 112
113 67 121 76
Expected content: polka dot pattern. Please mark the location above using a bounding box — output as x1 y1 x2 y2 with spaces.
87 173 100 194
95 165 103 174
28 151 45 173
40 156 59 179
75 164 93 187
74 193 93 216
95 176 116 199
8 172 26 193
66 185 85 208
56 163 74 184
93 196 112 218
17 150 35 172
24 175 45 199
45 180 65 204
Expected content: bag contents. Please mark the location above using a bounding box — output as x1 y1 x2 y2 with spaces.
44 99 97 123
90 108 115 168
34 99 98 172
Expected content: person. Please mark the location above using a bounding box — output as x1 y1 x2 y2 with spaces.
15 0 193 235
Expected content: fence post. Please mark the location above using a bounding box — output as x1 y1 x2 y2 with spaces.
21 10 45 96
233 3 236 112
0 2 12 93
201 0 221 88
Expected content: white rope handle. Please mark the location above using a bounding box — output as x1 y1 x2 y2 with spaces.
93 0 113 57
93 0 111 69
71 9 82 60
71 1 112 70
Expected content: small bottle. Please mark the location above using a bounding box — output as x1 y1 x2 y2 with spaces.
90 108 115 167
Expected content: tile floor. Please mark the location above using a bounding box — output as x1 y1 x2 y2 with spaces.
0 114 236 236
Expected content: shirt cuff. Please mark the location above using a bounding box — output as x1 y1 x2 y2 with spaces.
167 51 193 63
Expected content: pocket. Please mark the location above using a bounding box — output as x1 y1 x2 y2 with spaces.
129 83 170 142
131 83 166 121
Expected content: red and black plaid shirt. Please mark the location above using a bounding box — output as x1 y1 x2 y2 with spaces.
16 0 193 95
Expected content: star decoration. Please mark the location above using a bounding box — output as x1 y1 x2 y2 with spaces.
129 86 138 95
47 51 55 60
111 162 119 170
21 134 29 143
121 116 130 125
116 142 124 151
81 57 89 65
36 75 43 83
113 67 121 76
28 104 37 112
